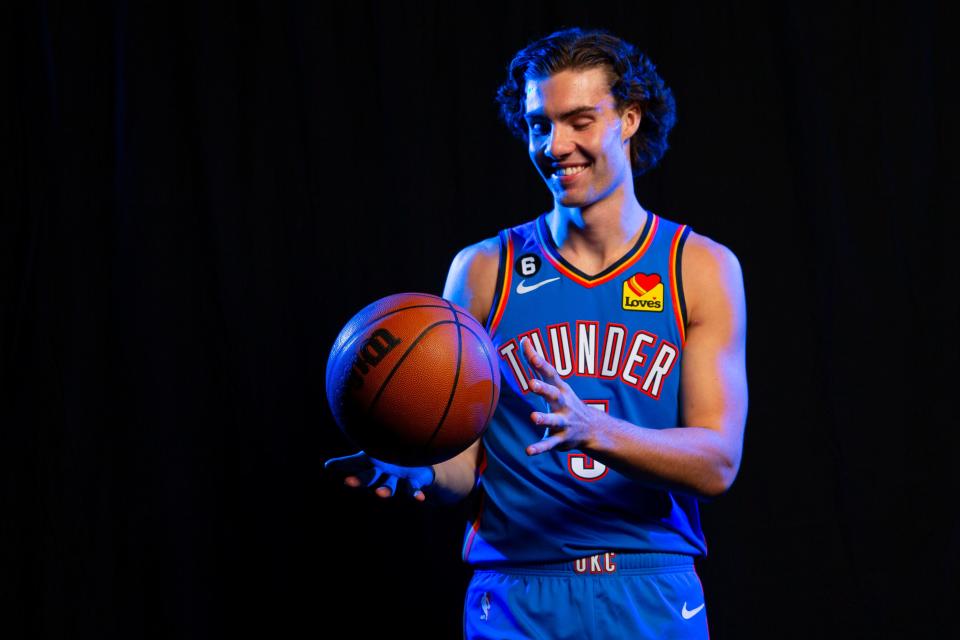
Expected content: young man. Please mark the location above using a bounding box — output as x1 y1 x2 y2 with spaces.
326 27 747 639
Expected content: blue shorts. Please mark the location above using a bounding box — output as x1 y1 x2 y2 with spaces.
463 552 709 640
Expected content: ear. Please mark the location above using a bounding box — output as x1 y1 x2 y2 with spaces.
620 105 642 143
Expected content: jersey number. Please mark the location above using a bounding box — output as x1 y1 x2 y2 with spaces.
519 255 538 276
567 401 609 481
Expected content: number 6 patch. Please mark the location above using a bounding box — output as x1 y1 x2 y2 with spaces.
514 253 542 277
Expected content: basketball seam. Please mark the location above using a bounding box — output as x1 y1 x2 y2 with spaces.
329 301 452 403
331 299 451 369
366 319 457 424
452 304 499 420
424 300 464 449
454 300 499 432
454 321 500 438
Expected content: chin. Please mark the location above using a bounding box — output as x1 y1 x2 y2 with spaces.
555 191 591 208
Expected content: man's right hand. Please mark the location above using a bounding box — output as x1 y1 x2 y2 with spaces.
323 451 435 502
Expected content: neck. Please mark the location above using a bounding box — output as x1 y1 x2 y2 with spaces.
548 191 648 262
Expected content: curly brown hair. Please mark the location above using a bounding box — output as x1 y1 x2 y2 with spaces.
495 27 677 177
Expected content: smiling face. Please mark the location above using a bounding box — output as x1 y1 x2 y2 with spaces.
524 67 640 210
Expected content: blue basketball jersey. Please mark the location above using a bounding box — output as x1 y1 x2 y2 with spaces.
462 210 707 565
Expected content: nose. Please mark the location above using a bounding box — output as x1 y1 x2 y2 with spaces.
545 125 574 159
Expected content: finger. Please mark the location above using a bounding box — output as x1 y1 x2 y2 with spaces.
519 337 546 381
531 410 564 427
407 478 427 502
529 378 561 403
521 337 563 386
375 474 399 498
344 466 378 488
526 434 565 456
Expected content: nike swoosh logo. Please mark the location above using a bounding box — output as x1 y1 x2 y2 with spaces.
681 602 705 619
516 277 560 294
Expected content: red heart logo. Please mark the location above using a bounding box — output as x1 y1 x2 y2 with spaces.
627 273 661 296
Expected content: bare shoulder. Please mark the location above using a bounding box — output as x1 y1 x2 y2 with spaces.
681 230 746 328
442 236 501 326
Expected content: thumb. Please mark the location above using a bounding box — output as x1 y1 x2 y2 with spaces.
322 451 371 474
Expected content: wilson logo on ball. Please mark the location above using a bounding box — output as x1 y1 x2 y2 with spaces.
347 328 402 390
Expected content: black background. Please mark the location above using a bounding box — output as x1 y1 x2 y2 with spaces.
4 1 957 638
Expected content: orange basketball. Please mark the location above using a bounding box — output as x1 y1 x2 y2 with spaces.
325 292 501 467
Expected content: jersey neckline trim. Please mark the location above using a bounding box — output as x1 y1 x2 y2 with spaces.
535 212 658 288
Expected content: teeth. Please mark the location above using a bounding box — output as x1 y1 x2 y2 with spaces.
554 164 589 177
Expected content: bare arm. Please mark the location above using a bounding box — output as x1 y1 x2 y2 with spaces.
520 232 748 499
421 237 500 505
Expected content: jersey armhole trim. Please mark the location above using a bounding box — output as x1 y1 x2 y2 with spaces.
485 230 513 336
670 224 692 347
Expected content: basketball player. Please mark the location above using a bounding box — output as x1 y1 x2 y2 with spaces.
325 27 747 639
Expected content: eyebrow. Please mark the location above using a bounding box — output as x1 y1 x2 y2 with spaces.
524 105 599 122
